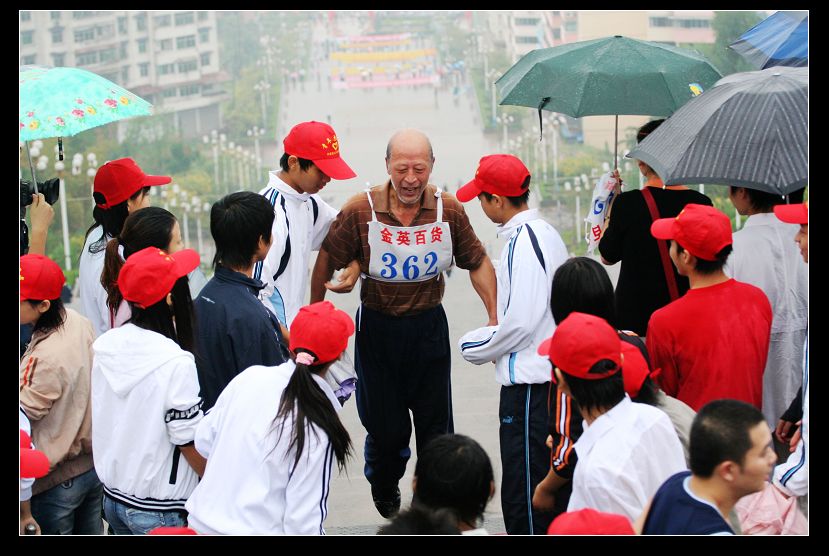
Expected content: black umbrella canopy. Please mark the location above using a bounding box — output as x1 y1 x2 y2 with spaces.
629 66 807 196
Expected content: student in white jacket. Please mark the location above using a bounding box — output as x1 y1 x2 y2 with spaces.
254 121 359 328
455 155 568 535
92 246 205 534
185 301 355 535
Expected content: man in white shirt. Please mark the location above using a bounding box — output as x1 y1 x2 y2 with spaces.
538 312 686 522
725 187 808 433
456 154 568 535
254 121 359 328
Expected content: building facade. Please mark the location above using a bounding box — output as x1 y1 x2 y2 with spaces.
19 10 230 138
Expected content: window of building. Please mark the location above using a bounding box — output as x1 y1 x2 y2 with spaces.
175 12 194 26
137 38 147 53
121 66 130 82
178 59 198 73
677 19 710 28
158 63 175 75
21 11 31 21
75 28 95 42
99 47 117 64
177 35 196 49
649 17 673 27
76 51 99 66
118 16 128 34
197 11 209 21
135 12 147 31
51 27 63 43
514 17 540 26
139 62 149 77
564 21 577 33
198 27 210 43
120 41 128 59
553 28 561 40
22 54 36 65
516 36 539 44
179 84 200 96
21 30 34 45
51 11 61 21
52 52 65 66
200 52 211 66
162 88 177 98
155 14 171 27
73 11 95 19
160 38 173 51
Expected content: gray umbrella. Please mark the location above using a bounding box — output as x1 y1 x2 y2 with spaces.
628 66 807 196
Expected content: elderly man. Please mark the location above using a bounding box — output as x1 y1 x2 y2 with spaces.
311 129 497 517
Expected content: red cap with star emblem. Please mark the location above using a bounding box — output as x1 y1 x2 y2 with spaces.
283 121 356 180
20 254 66 301
118 247 200 308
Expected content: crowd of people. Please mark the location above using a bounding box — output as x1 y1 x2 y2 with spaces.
20 118 808 536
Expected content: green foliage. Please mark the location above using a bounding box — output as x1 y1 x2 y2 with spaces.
691 11 764 76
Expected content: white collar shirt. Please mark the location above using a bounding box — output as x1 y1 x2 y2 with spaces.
568 396 687 521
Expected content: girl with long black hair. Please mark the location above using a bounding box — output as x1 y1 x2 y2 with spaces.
185 301 354 535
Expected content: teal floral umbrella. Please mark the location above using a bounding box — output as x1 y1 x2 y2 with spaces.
19 65 153 184
20 65 153 142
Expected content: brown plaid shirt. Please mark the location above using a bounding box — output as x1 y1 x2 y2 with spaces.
323 181 487 316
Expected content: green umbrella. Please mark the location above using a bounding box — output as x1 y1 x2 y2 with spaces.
19 65 153 185
496 35 722 168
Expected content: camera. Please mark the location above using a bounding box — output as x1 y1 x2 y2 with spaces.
21 177 60 208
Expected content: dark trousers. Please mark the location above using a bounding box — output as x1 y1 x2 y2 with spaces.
499 382 555 535
355 304 454 490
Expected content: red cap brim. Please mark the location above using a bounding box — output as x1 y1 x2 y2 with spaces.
314 156 356 180
172 249 201 278
456 180 482 203
773 203 808 224
143 174 172 186
650 218 676 240
537 336 553 358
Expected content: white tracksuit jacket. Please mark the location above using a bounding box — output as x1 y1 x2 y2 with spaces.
458 209 568 385
185 362 342 535
91 323 204 511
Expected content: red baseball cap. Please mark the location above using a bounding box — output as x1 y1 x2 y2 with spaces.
118 247 200 309
20 254 65 301
148 527 198 535
650 204 732 261
538 312 621 382
283 121 356 180
20 429 50 479
621 342 651 398
93 157 171 209
547 509 635 535
773 202 808 225
289 301 355 365
456 154 531 202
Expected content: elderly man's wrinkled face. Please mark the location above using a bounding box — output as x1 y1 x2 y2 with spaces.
386 136 433 206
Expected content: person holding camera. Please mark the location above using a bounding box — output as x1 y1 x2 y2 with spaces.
78 158 171 337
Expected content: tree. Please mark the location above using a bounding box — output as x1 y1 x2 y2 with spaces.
693 11 764 76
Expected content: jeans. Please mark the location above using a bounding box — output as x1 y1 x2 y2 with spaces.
30 468 104 535
103 496 187 535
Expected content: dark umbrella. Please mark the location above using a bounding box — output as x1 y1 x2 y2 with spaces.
729 11 808 69
628 66 807 196
496 35 722 168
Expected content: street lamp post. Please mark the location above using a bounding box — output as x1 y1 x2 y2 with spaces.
53 159 72 270
253 80 271 128
247 126 266 183
203 130 220 188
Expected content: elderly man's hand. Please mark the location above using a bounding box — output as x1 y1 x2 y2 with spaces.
325 259 361 294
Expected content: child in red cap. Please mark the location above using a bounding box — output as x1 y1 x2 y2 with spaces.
78 158 171 338
19 254 101 534
186 301 355 535
255 120 359 329
92 247 205 534
647 204 773 412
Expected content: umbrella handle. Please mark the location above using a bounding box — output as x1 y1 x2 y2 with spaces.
614 115 619 171
23 140 39 194
537 97 551 141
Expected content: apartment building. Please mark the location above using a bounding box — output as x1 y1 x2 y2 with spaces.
19 10 230 138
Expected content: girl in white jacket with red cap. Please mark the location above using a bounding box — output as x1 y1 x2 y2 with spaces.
185 301 354 535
